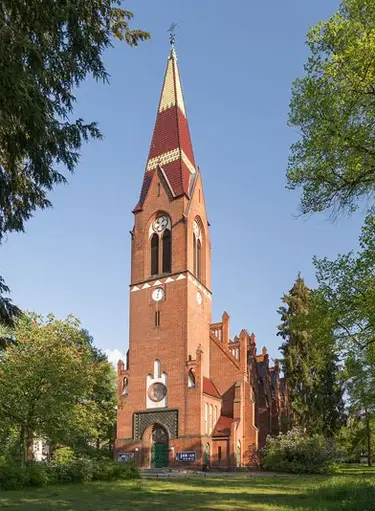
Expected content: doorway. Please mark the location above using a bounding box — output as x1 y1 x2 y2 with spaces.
150 424 169 468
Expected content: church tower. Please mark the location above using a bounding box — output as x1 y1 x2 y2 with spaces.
116 40 213 468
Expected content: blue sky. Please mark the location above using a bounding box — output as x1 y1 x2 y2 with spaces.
1 0 365 364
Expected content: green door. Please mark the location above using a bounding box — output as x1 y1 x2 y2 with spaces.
151 443 168 468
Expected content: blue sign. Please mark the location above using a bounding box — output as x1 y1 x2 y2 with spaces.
118 452 135 463
177 451 196 462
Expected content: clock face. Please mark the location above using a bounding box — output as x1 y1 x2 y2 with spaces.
196 291 203 305
153 216 169 233
152 287 164 302
148 382 167 403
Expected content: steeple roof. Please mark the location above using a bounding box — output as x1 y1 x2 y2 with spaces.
134 45 196 211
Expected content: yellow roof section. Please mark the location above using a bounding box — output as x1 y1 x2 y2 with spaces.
158 50 186 117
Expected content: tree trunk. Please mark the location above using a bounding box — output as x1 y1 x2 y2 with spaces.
19 426 26 467
26 430 34 462
365 408 372 467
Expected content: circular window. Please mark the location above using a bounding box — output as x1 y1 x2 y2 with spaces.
148 382 167 402
153 216 169 233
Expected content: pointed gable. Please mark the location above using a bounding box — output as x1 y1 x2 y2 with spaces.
134 45 196 212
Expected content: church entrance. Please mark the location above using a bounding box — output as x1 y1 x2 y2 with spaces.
150 425 169 468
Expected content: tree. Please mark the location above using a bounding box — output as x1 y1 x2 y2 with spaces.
278 275 344 436
0 1 150 325
314 210 375 353
0 313 117 463
344 347 375 466
287 0 375 216
311 209 375 464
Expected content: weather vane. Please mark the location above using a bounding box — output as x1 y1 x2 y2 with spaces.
168 23 178 46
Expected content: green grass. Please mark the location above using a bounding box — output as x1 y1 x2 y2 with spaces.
0 474 374 511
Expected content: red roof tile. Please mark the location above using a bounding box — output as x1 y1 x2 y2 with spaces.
203 377 221 399
134 46 196 211
213 416 233 437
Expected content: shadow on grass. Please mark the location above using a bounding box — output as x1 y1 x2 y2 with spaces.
0 476 374 511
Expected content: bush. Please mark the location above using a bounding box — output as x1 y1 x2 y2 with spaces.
260 428 342 474
92 459 139 481
0 458 27 490
51 447 75 464
0 451 139 491
49 456 94 484
25 462 49 487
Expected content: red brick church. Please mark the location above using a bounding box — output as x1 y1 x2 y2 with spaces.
116 41 290 469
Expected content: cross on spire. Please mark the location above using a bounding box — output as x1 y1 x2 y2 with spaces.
168 23 178 47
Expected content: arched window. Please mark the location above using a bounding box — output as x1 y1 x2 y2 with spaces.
193 233 197 275
151 233 159 276
203 443 210 466
197 239 202 281
162 229 172 274
122 377 129 396
204 403 208 435
188 369 196 388
213 406 217 428
193 219 203 281
236 441 241 467
149 215 171 277
209 404 213 434
154 360 161 379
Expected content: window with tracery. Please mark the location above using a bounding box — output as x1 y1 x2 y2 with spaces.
150 215 172 276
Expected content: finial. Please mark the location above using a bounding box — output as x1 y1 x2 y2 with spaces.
168 22 178 50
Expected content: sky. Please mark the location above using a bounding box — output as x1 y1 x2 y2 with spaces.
1 0 366 365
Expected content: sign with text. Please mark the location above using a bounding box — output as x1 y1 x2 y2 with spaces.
118 452 135 463
177 451 196 462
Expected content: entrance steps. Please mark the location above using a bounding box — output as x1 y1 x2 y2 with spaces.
141 468 201 479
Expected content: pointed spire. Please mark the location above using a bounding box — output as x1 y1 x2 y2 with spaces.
134 41 196 212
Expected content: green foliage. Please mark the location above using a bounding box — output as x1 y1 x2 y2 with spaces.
337 417 375 463
314 209 375 353
51 447 75 464
49 457 94 484
311 209 375 464
0 313 117 462
92 459 139 482
0 455 139 490
25 462 49 487
0 457 27 490
278 275 344 436
0 1 149 326
287 0 375 216
260 428 342 474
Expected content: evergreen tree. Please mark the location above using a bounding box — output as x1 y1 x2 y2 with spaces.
277 275 344 436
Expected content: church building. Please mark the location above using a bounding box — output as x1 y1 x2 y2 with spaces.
116 41 290 469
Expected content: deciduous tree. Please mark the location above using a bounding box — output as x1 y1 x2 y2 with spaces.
0 313 117 463
287 0 375 216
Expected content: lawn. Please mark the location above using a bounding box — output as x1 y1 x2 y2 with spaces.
0 473 374 511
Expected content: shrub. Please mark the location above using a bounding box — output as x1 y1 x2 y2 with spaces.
260 428 342 474
25 462 49 487
51 447 75 464
0 458 26 490
0 452 139 491
49 456 94 484
92 458 140 481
